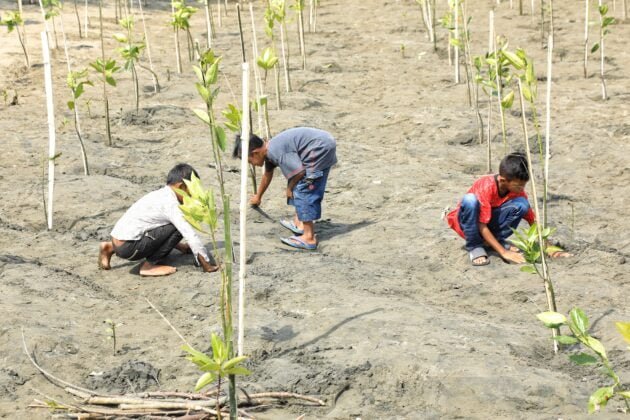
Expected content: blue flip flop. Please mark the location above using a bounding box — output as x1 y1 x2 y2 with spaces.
279 219 304 235
281 236 317 250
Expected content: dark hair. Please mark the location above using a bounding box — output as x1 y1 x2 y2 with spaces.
232 133 265 159
499 152 529 181
166 163 199 185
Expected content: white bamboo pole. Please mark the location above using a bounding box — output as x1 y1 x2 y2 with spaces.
598 0 607 99
531 0 535 24
217 0 222 27
172 1 182 73
237 62 250 357
38 0 52 51
544 34 552 227
584 0 589 78
205 0 212 47
42 31 56 230
454 0 460 83
249 3 264 136
279 21 291 92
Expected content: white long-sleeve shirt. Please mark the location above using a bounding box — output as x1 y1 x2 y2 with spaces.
111 186 211 263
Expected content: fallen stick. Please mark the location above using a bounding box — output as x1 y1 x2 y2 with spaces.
144 297 190 346
245 392 326 406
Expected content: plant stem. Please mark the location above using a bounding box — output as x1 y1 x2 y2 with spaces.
42 31 56 230
137 0 158 93
279 20 291 92
584 0 589 78
598 0 607 100
73 0 83 38
98 0 113 146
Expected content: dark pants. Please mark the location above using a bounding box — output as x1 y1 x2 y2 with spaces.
114 224 183 265
458 193 530 252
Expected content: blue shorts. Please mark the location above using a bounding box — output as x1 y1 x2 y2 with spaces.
288 168 330 222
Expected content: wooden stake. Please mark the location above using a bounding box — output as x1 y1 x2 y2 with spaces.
172 0 182 73
98 0 112 146
454 0 460 84
297 1 306 70
37 0 52 51
544 34 552 228
584 0 589 78
204 0 213 48
137 0 158 93
249 2 264 136
279 20 291 92
238 62 250 358
73 0 83 38
217 0 222 27
516 78 559 354
598 0 607 99
42 31 56 230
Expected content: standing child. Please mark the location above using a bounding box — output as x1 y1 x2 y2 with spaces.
446 153 535 266
233 127 337 250
98 163 218 276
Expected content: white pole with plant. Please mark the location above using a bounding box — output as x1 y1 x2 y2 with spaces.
237 62 250 358
42 31 56 230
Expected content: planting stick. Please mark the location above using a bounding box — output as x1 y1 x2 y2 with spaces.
137 0 158 93
454 0 460 83
309 0 313 31
172 0 182 73
238 62 250 358
530 0 535 23
279 20 291 92
37 0 52 51
204 0 212 48
248 2 264 136
60 15 89 176
549 0 554 42
491 21 507 152
73 0 82 37
487 10 494 172
427 0 435 44
544 34 552 227
517 78 559 354
217 0 221 27
84 0 88 37
298 1 306 70
598 0 607 99
274 64 281 109
584 0 589 78
42 31 56 230
419 0 431 40
97 0 112 146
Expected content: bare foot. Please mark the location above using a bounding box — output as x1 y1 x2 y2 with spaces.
99 242 115 270
175 242 192 254
139 261 177 277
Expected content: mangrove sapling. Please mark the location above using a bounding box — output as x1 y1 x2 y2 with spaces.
172 1 198 62
291 0 306 70
537 309 630 413
42 0 61 49
515 77 559 353
257 46 280 116
136 0 159 93
104 319 123 355
73 0 83 38
182 333 251 419
591 3 614 100
270 0 292 92
262 6 283 110
0 11 30 67
95 0 116 146
171 0 183 73
114 16 145 113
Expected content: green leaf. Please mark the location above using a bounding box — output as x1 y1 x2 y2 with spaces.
502 50 525 70
194 372 216 391
210 333 227 363
615 322 630 344
501 90 515 109
537 312 567 328
569 353 598 365
521 84 533 102
106 76 117 87
591 43 600 53
588 386 613 414
545 246 563 255
222 355 248 371
193 108 211 126
554 335 578 345
525 61 535 85
195 83 210 102
67 100 75 110
449 38 461 48
181 344 214 368
570 308 589 335
215 126 227 151
74 84 84 99
224 366 251 376
113 33 128 43
602 16 615 27
192 65 203 82
520 265 537 274
618 391 630 399
585 336 606 359
599 4 608 15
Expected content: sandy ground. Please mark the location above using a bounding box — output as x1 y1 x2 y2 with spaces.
1 0 629 418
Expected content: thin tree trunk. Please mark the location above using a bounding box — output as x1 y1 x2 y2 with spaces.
298 3 306 70
17 0 31 67
73 0 83 38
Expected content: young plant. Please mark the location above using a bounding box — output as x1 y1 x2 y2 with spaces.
66 69 93 175
269 0 292 93
591 3 615 99
1 11 30 67
537 309 630 414
114 16 145 113
172 1 197 64
89 57 120 145
223 103 258 194
42 0 61 49
290 0 306 70
182 333 251 418
104 319 123 355
257 46 279 118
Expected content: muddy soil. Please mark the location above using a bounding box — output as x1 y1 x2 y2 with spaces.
1 0 629 418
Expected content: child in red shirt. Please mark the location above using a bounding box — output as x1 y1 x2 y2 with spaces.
447 153 534 266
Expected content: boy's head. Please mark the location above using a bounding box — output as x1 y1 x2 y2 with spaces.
166 163 199 186
498 153 529 193
232 134 267 167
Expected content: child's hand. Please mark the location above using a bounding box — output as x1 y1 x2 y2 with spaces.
198 254 219 273
502 249 526 264
249 195 262 207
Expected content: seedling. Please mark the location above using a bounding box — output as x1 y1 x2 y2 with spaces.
182 333 251 419
591 3 614 99
104 319 123 355
95 0 117 146
66 69 93 175
290 0 306 69
537 309 630 413
114 16 145 113
42 0 61 49
172 1 197 62
269 0 292 93
0 11 30 67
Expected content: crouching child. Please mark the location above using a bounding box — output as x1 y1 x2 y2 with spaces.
99 163 218 276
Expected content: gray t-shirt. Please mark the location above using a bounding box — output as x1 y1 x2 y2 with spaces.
266 127 337 179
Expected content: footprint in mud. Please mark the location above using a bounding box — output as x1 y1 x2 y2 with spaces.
86 360 160 393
